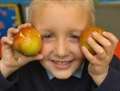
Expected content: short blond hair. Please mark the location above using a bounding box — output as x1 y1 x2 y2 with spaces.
28 0 95 24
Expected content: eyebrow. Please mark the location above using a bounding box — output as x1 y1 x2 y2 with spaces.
40 28 54 34
69 29 83 35
41 30 54 36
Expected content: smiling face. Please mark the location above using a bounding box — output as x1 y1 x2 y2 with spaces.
30 2 91 79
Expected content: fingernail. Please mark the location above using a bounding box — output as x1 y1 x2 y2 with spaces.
15 29 19 32
92 32 97 36
38 55 44 59
88 37 92 41
102 31 107 35
9 40 13 44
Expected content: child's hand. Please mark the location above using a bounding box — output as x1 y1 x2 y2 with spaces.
0 23 43 78
81 31 119 85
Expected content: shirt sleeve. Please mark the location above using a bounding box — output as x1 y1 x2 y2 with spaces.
0 72 18 91
95 56 120 91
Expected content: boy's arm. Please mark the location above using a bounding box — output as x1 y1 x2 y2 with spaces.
93 56 120 91
81 31 119 86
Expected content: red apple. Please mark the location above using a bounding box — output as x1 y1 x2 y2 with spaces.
13 26 42 56
80 26 104 54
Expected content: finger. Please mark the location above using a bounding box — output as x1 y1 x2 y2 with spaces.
81 46 101 65
18 23 32 30
102 32 119 48
92 32 112 54
28 54 44 62
87 37 106 58
16 54 43 66
1 37 13 45
1 37 12 55
7 28 19 39
35 54 44 60
1 37 14 61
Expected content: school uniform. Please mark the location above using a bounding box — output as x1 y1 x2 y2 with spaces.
0 56 120 91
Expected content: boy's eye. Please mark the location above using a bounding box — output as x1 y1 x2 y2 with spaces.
70 35 80 39
69 34 80 42
42 32 55 42
42 32 53 38
43 33 52 38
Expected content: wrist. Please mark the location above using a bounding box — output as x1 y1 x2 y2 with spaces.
91 66 109 86
0 62 18 78
93 71 108 86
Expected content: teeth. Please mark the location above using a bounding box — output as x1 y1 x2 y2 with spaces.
51 60 72 65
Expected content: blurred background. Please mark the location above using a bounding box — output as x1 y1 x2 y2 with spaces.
0 0 120 38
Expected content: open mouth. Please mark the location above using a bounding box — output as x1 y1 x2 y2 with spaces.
50 60 73 69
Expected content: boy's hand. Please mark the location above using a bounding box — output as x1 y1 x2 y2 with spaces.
0 23 43 78
81 31 119 86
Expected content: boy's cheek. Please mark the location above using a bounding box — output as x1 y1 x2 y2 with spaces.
70 45 83 58
41 42 84 60
41 43 54 56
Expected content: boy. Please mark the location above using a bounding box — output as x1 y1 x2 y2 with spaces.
0 0 120 91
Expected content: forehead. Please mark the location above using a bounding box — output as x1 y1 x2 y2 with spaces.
31 3 90 31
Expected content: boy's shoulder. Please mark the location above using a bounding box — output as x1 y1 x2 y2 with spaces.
16 61 46 78
20 61 43 70
111 55 120 71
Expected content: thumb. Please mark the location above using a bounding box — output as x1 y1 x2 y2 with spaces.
13 53 43 67
31 54 44 61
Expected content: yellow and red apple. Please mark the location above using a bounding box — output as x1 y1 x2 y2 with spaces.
80 26 104 54
13 26 42 56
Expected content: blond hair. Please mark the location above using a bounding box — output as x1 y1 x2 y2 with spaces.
28 0 95 24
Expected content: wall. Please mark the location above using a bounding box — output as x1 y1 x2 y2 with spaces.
0 0 30 5
96 4 120 38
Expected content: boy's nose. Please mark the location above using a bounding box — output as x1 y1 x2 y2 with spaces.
55 39 68 58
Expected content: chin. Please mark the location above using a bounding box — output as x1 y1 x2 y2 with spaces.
52 70 74 80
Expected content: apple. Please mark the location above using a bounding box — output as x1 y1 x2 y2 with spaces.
13 26 42 56
80 26 104 54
